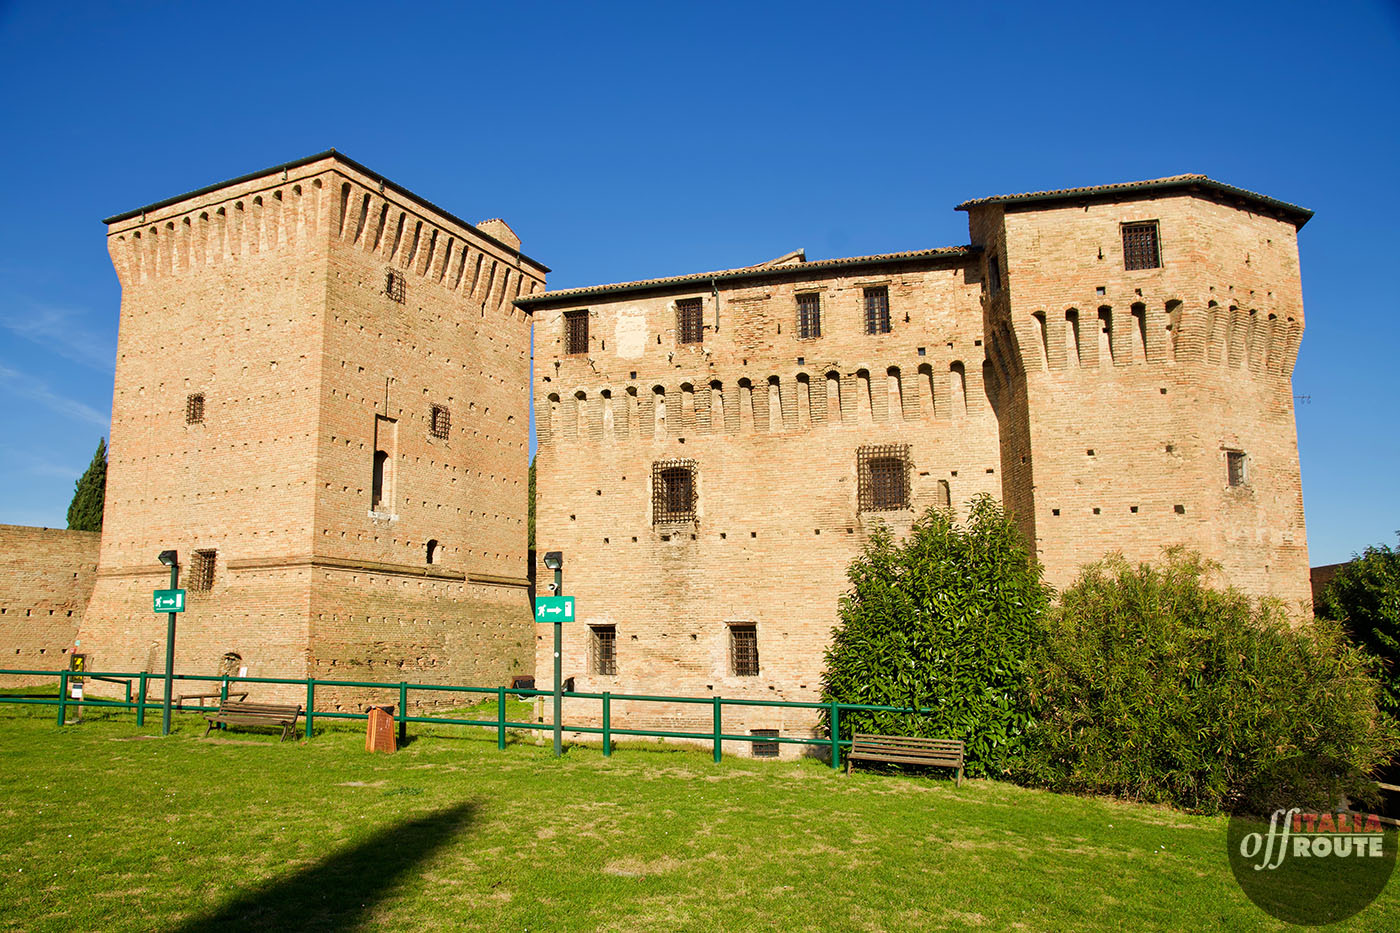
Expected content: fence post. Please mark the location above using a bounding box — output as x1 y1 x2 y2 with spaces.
57 671 69 726
124 680 132 709
220 675 229 706
602 691 611 758
305 678 315 739
137 672 147 726
712 696 722 763
829 702 841 770
398 681 407 745
497 686 506 750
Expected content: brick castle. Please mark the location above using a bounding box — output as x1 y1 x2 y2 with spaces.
3 154 1313 745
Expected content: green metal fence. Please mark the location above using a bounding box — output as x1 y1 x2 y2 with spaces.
0 667 934 770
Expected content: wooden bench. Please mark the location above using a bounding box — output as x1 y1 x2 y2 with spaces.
204 701 302 741
845 733 965 786
177 691 248 710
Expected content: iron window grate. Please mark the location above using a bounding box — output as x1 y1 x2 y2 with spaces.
652 459 698 524
189 549 217 593
429 404 450 439
730 624 759 676
677 298 704 344
858 444 912 511
564 310 590 355
385 268 406 302
1122 222 1161 270
185 393 205 425
751 729 780 758
591 625 617 676
863 286 890 334
797 293 822 339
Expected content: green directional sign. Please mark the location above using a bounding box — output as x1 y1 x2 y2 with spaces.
534 595 574 623
153 589 186 613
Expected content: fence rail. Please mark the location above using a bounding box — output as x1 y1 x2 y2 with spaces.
0 667 935 769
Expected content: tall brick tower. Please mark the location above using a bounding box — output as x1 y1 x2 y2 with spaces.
959 176 1312 608
78 152 546 701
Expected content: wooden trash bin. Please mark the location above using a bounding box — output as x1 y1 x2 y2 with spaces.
366 705 397 754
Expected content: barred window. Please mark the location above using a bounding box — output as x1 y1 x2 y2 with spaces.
987 253 1002 294
863 286 890 335
185 393 205 424
858 444 911 511
729 624 759 676
677 298 704 344
385 268 407 302
564 310 590 355
750 728 780 758
797 292 822 339
652 459 697 523
590 625 617 676
428 404 450 439
189 549 217 593
1227 450 1247 487
1122 222 1161 271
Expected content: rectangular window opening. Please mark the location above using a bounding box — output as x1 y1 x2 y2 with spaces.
677 298 704 344
858 444 911 511
590 625 617 676
987 254 1002 294
652 459 697 524
189 549 216 593
185 393 205 424
1227 450 1247 487
750 728 780 758
730 624 759 676
863 286 890 335
564 310 590 355
429 404 450 440
797 293 822 339
1122 222 1161 271
385 268 406 303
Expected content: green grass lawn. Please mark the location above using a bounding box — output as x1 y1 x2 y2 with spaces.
0 699 1394 932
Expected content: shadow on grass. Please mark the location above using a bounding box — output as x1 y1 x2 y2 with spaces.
173 801 476 931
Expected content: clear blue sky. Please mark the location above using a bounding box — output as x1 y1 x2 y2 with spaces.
0 0 1396 565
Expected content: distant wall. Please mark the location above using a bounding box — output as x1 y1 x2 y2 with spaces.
0 525 101 682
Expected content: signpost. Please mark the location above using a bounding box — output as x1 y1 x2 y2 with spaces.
539 552 567 757
156 550 180 736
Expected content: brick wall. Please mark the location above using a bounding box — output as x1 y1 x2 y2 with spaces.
0 525 100 682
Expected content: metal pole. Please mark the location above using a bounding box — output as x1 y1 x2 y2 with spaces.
305 678 315 739
713 696 723 763
829 701 841 770
497 685 506 750
162 560 178 736
553 565 563 758
57 670 69 726
602 690 611 757
136 672 147 727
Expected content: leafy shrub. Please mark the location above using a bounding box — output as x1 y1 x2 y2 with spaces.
820 495 1051 776
1019 550 1396 813
1316 536 1400 717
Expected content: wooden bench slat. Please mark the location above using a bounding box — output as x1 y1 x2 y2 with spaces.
846 733 965 785
204 701 302 741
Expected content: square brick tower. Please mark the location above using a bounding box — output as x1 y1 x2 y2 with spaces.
78 152 546 704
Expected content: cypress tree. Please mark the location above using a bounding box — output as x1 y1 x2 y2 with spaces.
528 455 536 550
66 438 107 532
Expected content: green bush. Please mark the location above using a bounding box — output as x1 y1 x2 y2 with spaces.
820 495 1051 777
1316 536 1400 717
1020 550 1396 813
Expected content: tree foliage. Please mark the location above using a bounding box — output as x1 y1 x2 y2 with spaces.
820 495 1051 777
1316 536 1400 716
1020 550 1396 813
66 438 107 532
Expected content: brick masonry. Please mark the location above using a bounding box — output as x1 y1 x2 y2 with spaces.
74 152 542 708
524 179 1312 756
0 525 99 683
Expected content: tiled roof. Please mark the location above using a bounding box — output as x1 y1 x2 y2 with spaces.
956 174 1312 228
515 246 974 308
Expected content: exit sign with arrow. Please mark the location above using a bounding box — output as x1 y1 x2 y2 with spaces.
534 596 574 622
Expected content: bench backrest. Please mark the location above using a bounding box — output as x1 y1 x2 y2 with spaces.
219 701 301 718
850 733 964 760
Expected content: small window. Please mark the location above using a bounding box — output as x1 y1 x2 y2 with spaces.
677 298 704 344
797 293 822 339
426 539 440 564
863 287 890 335
750 728 780 758
1227 450 1247 487
987 253 1002 294
730 624 759 676
652 459 697 524
385 268 406 302
185 393 205 424
189 549 216 593
858 444 911 511
590 625 617 676
564 310 590 355
429 404 450 440
1122 222 1161 271
371 450 389 510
